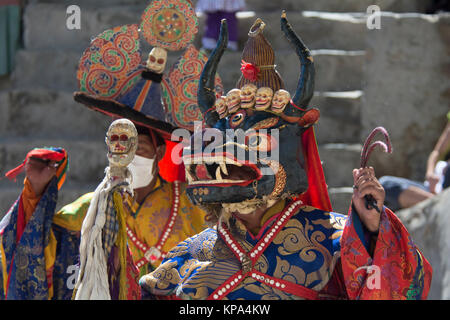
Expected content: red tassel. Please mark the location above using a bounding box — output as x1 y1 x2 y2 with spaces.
5 162 26 181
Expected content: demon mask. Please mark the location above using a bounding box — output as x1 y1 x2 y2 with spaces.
184 14 320 218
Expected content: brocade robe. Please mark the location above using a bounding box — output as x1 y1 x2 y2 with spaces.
56 176 208 298
139 200 432 300
0 178 79 300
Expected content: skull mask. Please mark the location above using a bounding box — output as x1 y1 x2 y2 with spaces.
255 87 273 111
240 84 257 109
146 47 168 74
226 89 241 114
105 118 138 168
215 96 228 119
271 89 291 114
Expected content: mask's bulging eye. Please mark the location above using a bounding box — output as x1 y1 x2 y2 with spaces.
229 110 246 128
110 134 119 142
157 58 165 64
245 132 276 152
119 134 129 141
149 55 156 62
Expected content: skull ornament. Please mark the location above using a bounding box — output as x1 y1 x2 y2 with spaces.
240 84 257 109
215 96 228 119
105 118 138 169
226 89 241 114
255 87 273 111
271 89 291 113
146 47 168 74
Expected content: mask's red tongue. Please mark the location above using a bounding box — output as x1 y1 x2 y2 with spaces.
195 164 210 180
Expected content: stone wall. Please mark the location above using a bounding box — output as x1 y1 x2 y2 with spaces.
397 188 450 300
362 13 450 181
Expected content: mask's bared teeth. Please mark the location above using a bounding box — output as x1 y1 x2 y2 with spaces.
185 166 195 182
220 162 228 176
234 161 243 167
215 166 223 181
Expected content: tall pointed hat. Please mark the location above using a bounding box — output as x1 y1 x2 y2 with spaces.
237 18 285 91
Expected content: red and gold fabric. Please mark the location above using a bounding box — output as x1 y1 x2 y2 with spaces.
140 200 432 300
123 178 207 278
339 207 432 299
54 177 208 286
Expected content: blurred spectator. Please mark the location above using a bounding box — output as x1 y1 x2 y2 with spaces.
380 112 450 210
196 0 246 52
0 0 22 75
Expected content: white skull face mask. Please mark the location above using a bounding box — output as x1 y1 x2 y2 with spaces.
146 47 168 74
226 89 241 114
240 84 257 109
105 118 138 168
215 96 228 119
271 89 291 113
255 87 273 111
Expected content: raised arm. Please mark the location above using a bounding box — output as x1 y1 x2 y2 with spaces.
425 121 450 193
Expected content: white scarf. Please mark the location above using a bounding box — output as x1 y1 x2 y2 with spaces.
74 167 132 300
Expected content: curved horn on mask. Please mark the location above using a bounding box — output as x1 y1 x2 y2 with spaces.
197 19 228 127
280 11 315 118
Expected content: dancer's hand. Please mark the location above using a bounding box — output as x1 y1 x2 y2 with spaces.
352 167 385 233
25 157 58 196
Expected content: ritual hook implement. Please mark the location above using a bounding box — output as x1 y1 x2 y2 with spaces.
360 127 393 213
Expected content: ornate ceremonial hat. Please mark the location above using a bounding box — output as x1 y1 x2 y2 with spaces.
73 0 223 140
140 0 198 51
73 0 224 182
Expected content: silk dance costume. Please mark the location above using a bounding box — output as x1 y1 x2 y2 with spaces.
139 14 432 300
60 175 207 299
1 0 219 300
0 148 79 300
69 0 223 300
